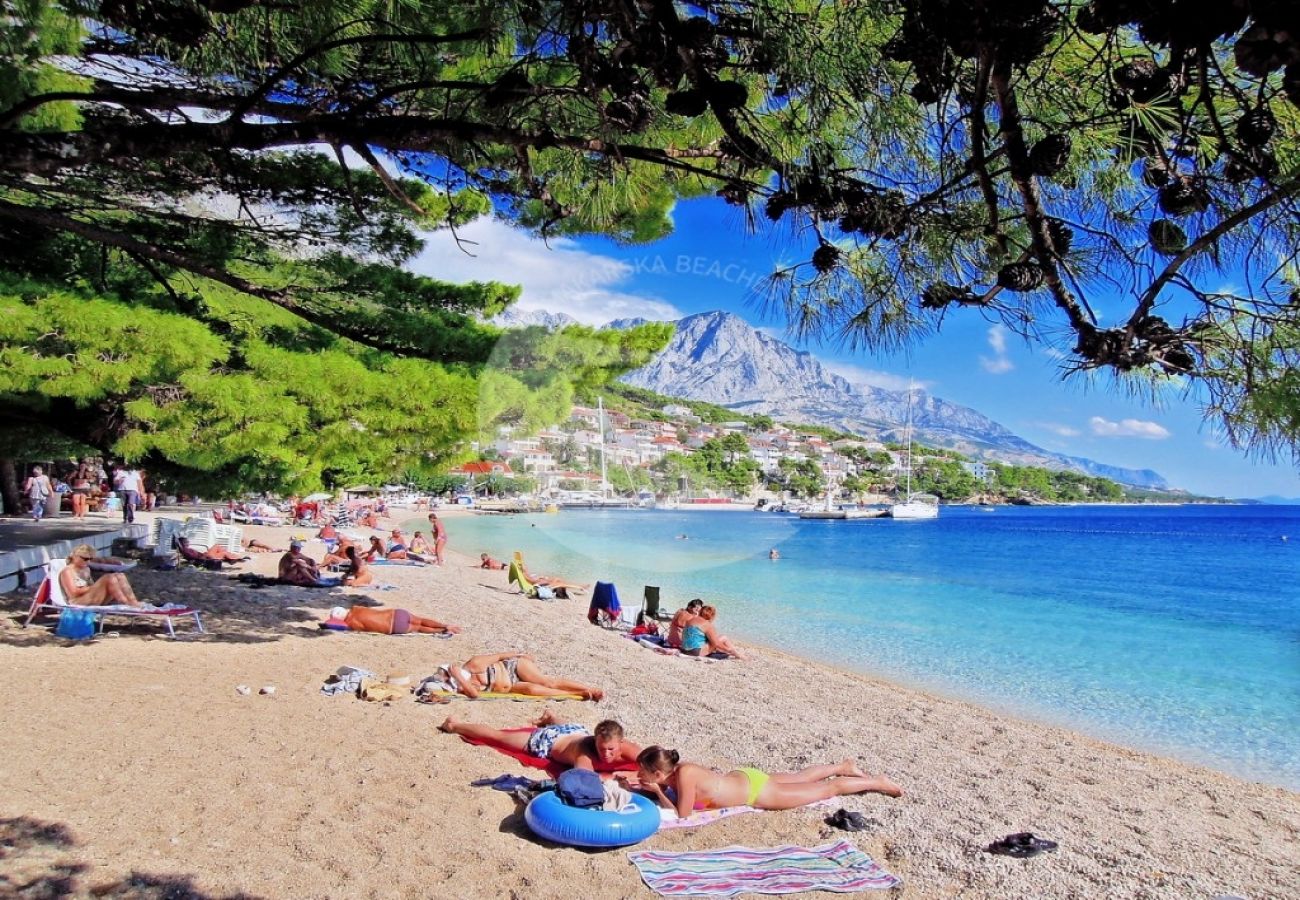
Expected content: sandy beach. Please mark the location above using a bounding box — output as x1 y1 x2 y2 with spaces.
2 509 1297 899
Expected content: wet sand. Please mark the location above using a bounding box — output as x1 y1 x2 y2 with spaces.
1 510 1296 898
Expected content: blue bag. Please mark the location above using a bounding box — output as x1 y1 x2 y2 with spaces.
56 608 98 640
555 768 604 809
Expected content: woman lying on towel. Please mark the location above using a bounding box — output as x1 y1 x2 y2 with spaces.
176 536 250 566
423 651 604 700
60 544 141 607
327 605 460 635
627 746 902 817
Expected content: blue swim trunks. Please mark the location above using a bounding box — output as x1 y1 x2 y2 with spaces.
525 723 589 759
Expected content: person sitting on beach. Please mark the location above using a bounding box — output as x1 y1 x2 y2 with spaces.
439 710 639 771
479 553 507 570
681 604 745 659
58 544 141 607
628 746 901 817
321 535 355 568
409 531 433 557
422 651 604 700
666 599 704 649
341 546 373 586
278 541 334 587
385 529 411 561
364 536 386 563
175 536 250 566
329 604 459 635
357 508 380 529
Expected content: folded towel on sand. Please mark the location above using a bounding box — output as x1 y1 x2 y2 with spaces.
627 840 901 896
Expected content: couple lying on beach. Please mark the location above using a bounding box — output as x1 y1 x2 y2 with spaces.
440 710 901 816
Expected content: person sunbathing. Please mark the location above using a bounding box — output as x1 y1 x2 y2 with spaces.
438 710 638 770
176 536 250 565
243 538 281 553
512 556 587 593
422 651 604 700
629 746 902 817
58 544 141 607
332 604 458 635
680 604 745 659
479 553 507 570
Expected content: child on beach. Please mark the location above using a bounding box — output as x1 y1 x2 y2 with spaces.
629 746 902 816
439 710 640 771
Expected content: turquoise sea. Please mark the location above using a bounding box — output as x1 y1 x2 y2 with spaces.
429 505 1300 789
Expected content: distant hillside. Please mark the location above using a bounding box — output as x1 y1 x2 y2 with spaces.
615 310 1168 489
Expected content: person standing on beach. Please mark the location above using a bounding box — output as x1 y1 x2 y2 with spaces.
113 465 144 523
428 512 446 566
23 465 53 521
439 710 640 771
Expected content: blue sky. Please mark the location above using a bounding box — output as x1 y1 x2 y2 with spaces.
410 198 1300 499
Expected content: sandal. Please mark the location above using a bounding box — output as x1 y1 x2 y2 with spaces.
987 832 1059 858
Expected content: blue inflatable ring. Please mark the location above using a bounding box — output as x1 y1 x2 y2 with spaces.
524 790 660 848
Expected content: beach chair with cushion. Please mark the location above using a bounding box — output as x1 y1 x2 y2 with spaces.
508 560 553 600
24 560 205 638
587 581 625 628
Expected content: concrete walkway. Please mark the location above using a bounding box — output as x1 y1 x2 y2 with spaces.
0 514 149 592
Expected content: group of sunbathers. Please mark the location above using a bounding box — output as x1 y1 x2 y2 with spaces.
650 598 744 659
439 709 902 817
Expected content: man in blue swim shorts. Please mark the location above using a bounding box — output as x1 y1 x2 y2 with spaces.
439 710 643 771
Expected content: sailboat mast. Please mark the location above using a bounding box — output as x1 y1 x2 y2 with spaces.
904 384 914 500
598 395 609 497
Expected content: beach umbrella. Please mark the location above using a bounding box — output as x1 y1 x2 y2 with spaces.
303 492 332 502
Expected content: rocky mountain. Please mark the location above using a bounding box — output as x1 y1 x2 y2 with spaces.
617 310 1168 488
493 307 581 330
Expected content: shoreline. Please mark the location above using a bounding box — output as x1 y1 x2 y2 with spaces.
2 509 1297 898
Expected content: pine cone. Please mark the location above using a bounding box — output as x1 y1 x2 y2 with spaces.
764 192 793 222
1224 149 1279 183
851 192 910 238
920 283 976 309
811 243 841 274
716 182 752 206
1234 24 1289 77
1157 175 1210 217
1141 159 1171 188
1046 218 1073 256
1114 58 1158 94
997 262 1045 293
707 80 748 112
664 89 708 117
1148 219 1187 256
1236 108 1275 148
1029 134 1071 177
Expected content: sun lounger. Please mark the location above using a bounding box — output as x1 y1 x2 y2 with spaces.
23 560 204 638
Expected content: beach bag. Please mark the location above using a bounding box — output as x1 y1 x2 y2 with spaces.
555 769 604 809
55 608 98 640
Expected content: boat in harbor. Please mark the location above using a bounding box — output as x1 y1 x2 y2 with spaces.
890 385 939 520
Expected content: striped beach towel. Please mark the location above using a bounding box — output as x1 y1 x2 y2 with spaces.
627 839 901 896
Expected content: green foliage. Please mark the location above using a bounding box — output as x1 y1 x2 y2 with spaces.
772 456 825 499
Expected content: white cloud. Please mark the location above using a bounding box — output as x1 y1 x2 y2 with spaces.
407 217 682 325
979 325 1014 374
1040 423 1082 438
822 361 932 392
1088 416 1171 440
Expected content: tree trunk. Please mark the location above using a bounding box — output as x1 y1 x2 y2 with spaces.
0 457 21 516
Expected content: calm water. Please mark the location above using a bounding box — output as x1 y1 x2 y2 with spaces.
428 505 1300 789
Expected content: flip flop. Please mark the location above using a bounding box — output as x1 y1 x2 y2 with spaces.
825 808 872 832
987 832 1059 858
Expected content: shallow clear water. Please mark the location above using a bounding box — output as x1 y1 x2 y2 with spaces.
424 505 1300 789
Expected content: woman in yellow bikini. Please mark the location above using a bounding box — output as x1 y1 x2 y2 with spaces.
630 746 901 816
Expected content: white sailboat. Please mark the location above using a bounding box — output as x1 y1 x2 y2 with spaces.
891 385 939 520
